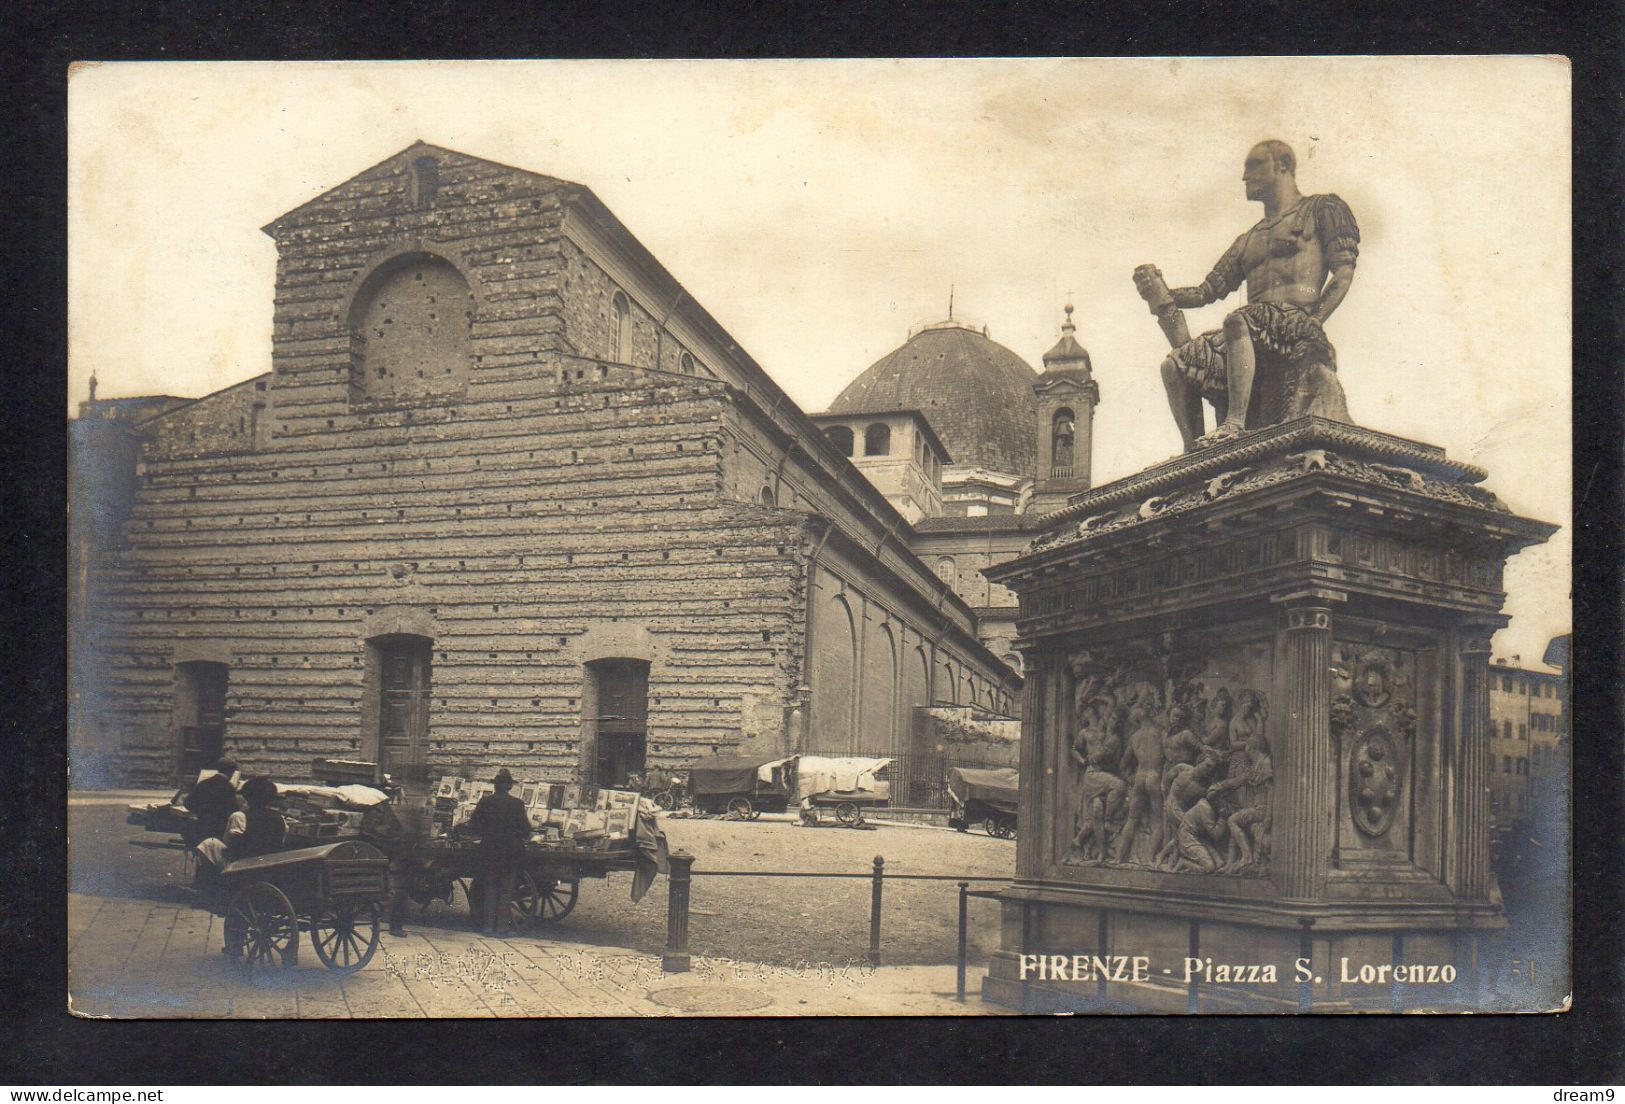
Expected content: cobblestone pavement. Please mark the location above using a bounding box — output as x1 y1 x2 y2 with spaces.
67 892 1002 1018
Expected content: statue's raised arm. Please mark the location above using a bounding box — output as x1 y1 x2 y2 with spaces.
1135 140 1357 452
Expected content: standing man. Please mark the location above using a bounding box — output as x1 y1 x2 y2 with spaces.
468 769 531 936
1135 140 1359 450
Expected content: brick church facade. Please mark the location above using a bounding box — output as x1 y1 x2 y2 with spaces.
71 143 1100 788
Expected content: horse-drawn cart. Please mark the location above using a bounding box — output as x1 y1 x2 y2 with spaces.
209 840 391 978
946 766 1019 839
682 754 795 818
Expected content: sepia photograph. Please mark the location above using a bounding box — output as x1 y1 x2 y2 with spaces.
65 57 1572 1019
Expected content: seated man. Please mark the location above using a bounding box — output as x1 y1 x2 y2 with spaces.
182 756 240 851
199 777 288 958
1136 140 1358 450
196 776 286 873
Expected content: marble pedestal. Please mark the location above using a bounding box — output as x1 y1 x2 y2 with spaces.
982 418 1556 1012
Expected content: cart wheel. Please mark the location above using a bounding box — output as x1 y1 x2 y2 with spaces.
535 877 579 922
835 802 862 827
310 902 381 974
653 791 675 811
983 817 1001 837
409 865 456 912
727 797 754 820
508 869 540 928
998 817 1017 840
226 881 299 978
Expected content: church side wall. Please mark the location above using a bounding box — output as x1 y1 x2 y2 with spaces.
82 371 808 785
803 544 1016 762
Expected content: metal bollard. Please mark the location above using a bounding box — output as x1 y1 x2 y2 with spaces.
956 881 969 1002
663 849 694 973
867 855 884 968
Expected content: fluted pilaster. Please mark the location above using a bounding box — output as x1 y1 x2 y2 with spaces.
1451 630 1495 900
1016 649 1049 878
1275 601 1336 900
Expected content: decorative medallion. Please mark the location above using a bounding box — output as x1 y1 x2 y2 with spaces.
1349 726 1402 836
1354 657 1392 707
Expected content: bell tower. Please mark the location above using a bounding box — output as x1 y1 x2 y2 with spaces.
1030 303 1100 514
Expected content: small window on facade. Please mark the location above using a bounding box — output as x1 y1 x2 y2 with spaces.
1518 723 1527 740
864 422 891 456
759 486 776 507
612 292 632 363
935 557 956 585
824 425 854 456
1503 720 1513 740
680 353 696 375
1503 755 1512 774
410 156 440 209
1518 758 1528 775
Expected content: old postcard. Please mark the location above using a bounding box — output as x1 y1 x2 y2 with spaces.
66 58 1571 1016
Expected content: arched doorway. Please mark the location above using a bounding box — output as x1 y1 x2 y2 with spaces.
588 658 649 786
173 661 229 781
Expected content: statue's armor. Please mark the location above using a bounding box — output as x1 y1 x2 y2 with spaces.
1168 194 1360 413
1198 193 1361 307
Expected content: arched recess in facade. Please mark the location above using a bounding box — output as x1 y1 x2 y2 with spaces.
809 589 856 754
860 620 898 754
343 247 480 403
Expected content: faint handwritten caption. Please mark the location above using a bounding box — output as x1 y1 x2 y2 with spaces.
380 947 522 991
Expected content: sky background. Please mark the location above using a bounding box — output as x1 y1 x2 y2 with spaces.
67 58 1572 663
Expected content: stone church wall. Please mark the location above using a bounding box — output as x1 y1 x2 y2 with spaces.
83 366 810 785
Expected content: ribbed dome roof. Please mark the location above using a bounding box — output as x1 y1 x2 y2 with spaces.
829 321 1039 477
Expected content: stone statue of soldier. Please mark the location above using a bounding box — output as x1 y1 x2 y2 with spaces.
1135 140 1359 451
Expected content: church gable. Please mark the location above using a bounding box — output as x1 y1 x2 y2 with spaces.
262 143 571 240
265 144 579 426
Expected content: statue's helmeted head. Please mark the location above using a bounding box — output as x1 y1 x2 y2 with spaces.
1244 140 1296 199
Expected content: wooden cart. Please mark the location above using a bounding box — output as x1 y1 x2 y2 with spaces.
209 840 391 978
407 838 641 925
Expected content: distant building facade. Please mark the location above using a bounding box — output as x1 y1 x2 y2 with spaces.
1487 655 1567 835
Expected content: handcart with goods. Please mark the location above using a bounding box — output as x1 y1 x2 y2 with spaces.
205 839 392 978
627 766 688 811
405 838 640 924
402 776 669 924
946 766 1019 839
795 755 893 828
681 754 796 819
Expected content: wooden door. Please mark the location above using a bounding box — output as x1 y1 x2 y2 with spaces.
379 637 431 779
178 662 228 779
593 660 648 786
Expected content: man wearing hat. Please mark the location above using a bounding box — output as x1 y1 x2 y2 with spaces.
467 769 531 935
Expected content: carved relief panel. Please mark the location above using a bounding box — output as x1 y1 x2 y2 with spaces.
1054 637 1275 879
1331 642 1419 862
